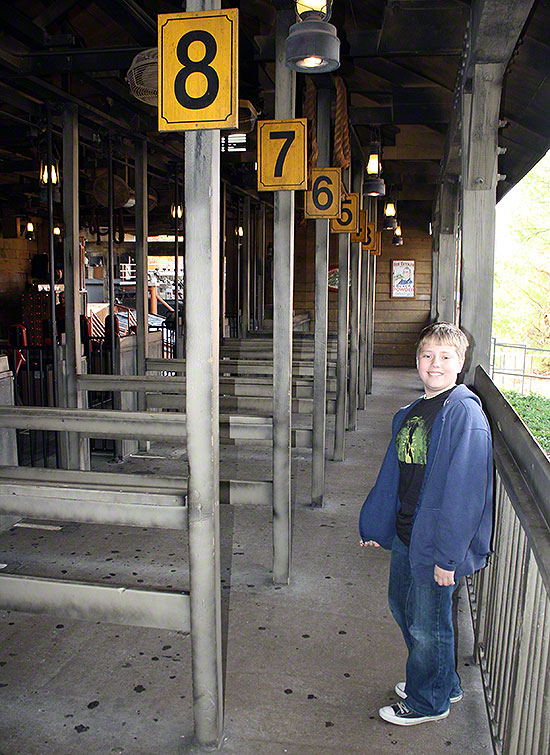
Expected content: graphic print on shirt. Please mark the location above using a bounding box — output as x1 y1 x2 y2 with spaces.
396 415 429 465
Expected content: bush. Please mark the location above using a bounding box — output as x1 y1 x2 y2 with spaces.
502 389 550 453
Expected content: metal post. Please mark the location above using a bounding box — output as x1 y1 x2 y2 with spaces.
173 163 180 359
258 202 266 330
348 159 363 428
367 253 376 394
333 229 350 460
135 138 149 453
62 103 85 469
46 105 60 466
241 195 251 336
184 3 222 747
311 86 331 506
272 4 296 583
107 136 116 367
358 196 373 409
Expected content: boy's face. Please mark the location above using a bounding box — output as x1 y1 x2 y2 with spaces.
416 338 465 398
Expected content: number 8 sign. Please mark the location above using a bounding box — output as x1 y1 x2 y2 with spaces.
158 10 238 131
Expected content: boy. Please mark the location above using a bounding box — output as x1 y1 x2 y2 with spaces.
359 322 493 726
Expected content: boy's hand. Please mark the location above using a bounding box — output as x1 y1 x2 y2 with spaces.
360 539 380 547
434 565 455 586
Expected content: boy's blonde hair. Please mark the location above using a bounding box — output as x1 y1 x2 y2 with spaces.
416 322 469 361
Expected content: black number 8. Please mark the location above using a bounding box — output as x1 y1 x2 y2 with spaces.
366 227 373 244
175 30 219 110
312 175 333 210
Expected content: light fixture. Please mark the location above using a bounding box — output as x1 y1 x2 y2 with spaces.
382 215 397 231
170 203 183 220
285 0 340 73
39 159 59 186
53 224 62 237
366 143 380 176
394 223 402 237
236 226 244 237
363 176 386 197
392 233 403 246
24 219 35 241
384 199 396 217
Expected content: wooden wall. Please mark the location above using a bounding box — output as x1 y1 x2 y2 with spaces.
0 235 34 339
373 226 432 367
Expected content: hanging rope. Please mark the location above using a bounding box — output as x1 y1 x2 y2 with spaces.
304 76 318 172
333 75 351 169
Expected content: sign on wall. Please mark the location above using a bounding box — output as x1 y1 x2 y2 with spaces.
350 209 367 243
391 259 415 298
158 9 238 131
257 119 308 191
330 192 359 234
304 168 341 218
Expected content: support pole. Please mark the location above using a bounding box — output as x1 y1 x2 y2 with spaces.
135 139 149 455
173 163 180 359
62 103 85 469
241 195 251 336
358 196 374 408
367 253 376 394
459 65 501 384
436 177 459 323
348 158 363 429
258 202 266 330
333 228 350 461
311 86 330 507
272 4 296 583
184 2 223 747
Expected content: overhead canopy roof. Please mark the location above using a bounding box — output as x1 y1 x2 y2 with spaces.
0 0 548 234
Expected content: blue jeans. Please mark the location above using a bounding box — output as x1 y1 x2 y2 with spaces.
388 535 462 716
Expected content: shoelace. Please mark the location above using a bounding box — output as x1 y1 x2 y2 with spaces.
395 702 412 714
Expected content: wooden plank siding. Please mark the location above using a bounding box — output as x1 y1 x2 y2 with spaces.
0 236 33 340
374 227 432 367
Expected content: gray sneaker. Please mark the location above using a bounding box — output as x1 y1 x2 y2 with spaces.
394 681 463 703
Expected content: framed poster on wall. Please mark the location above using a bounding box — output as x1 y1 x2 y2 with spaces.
391 259 415 298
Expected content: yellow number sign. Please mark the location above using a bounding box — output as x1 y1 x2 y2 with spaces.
158 9 238 131
330 192 359 233
350 209 367 243
363 223 377 250
257 119 308 191
305 168 341 218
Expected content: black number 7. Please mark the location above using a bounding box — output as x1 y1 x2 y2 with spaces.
270 130 295 177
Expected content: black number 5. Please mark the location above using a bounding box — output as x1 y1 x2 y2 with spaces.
270 130 295 177
340 198 353 226
175 30 219 110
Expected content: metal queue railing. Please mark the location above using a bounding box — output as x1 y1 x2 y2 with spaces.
470 367 550 755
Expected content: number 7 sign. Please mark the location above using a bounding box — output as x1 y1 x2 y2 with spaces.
158 10 238 131
257 119 308 191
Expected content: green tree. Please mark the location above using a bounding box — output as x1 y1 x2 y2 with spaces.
494 150 550 348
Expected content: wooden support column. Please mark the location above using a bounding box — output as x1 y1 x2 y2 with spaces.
436 177 459 323
311 86 331 506
62 103 86 470
272 4 296 583
348 158 363 429
184 2 223 748
460 65 501 383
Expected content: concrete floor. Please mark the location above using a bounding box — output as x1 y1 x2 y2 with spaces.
0 368 493 754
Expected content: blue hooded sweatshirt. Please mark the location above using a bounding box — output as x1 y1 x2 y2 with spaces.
359 384 493 582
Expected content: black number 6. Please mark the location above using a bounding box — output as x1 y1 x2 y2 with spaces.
174 30 219 110
312 175 333 210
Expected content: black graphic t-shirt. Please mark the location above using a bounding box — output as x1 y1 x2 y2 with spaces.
395 387 455 545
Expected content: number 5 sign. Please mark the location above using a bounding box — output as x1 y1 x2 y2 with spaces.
257 119 308 191
158 10 238 131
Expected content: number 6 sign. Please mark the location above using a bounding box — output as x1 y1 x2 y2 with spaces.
257 119 308 191
158 10 238 131
305 168 341 218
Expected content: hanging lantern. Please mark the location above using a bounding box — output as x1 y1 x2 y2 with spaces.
285 0 340 72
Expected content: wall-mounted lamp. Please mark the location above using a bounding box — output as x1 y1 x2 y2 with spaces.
53 224 63 238
394 223 402 237
285 0 340 73
382 215 397 231
384 199 396 217
236 226 244 238
24 219 36 241
39 160 60 186
363 139 385 197
170 203 183 220
392 233 403 246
